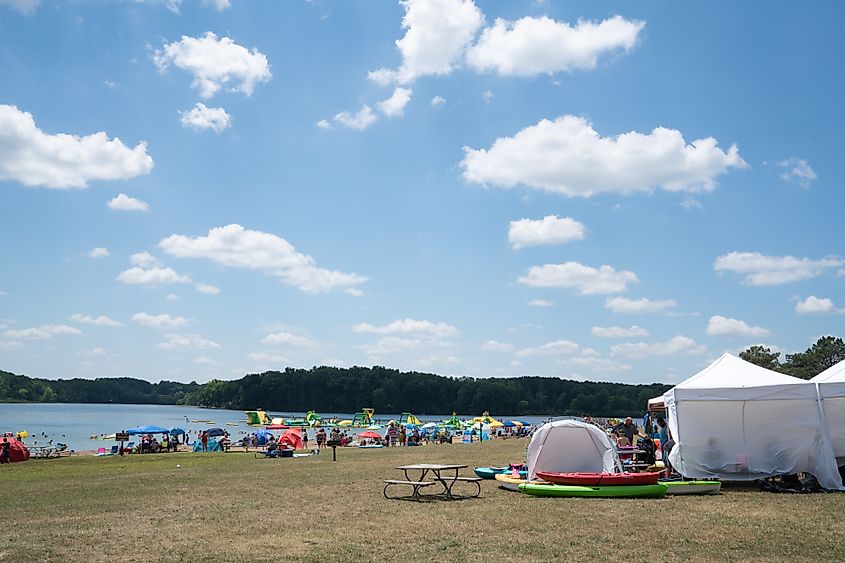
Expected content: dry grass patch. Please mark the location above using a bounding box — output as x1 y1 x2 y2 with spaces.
1 440 843 562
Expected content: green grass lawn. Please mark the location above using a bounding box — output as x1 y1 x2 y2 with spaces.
1 440 843 562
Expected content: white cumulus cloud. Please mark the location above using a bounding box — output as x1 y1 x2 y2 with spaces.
195 282 220 295
332 105 378 130
592 325 649 338
431 95 446 107
611 335 705 359
605 296 677 314
0 105 153 189
130 252 158 268
117 266 191 285
461 115 746 197
706 315 770 338
202 0 230 10
795 296 843 315
3 324 81 340
153 32 271 98
107 193 149 212
261 332 315 348
88 247 110 258
377 87 413 117
157 333 220 350
481 340 513 352
158 224 367 293
714 252 843 286
352 318 458 338
179 103 231 133
779 157 816 189
0 0 39 16
467 15 644 77
516 339 579 357
518 262 637 294
132 312 189 329
508 215 585 249
527 299 554 307
368 0 484 85
71 314 123 327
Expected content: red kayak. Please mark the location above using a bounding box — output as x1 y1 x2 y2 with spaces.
536 471 661 486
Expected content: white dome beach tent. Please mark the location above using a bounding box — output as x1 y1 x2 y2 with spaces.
663 353 843 490
526 419 620 481
811 359 845 465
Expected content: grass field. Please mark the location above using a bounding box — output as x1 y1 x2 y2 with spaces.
1 440 844 562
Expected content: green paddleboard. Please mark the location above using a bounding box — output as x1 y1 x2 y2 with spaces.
518 482 668 498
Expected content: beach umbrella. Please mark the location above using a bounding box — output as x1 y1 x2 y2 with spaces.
488 420 504 428
358 431 381 439
169 427 186 435
205 427 226 437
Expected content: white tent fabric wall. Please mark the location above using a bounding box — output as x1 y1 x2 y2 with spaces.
526 419 620 481
811 359 845 463
664 353 843 490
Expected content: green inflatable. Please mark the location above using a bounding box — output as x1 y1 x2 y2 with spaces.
518 482 668 499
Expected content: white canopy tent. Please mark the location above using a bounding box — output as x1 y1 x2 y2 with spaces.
811 359 845 464
664 353 843 490
526 419 620 481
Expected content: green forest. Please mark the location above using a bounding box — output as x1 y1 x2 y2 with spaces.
2 336 842 416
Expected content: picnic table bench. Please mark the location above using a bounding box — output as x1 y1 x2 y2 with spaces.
384 464 482 501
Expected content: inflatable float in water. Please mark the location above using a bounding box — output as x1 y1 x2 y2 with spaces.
519 482 668 499
536 471 661 487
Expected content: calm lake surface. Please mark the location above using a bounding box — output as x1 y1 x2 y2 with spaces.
0 403 558 452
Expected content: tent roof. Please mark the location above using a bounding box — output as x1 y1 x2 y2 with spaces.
126 425 170 435
675 353 803 389
811 359 845 383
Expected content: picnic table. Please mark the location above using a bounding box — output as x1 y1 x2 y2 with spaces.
384 464 481 500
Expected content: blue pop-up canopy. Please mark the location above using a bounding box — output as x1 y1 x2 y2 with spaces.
126 425 170 435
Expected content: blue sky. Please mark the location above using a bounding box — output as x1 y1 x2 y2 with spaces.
0 0 842 385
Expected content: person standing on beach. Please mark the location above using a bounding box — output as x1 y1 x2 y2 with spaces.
201 431 208 453
1 437 10 464
302 429 309 450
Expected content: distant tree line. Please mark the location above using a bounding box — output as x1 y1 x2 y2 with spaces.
0 371 199 405
739 336 845 379
186 367 671 416
0 367 668 416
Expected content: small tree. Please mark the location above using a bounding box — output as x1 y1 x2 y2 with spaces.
739 345 782 371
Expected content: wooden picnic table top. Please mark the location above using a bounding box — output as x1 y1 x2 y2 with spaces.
397 463 468 471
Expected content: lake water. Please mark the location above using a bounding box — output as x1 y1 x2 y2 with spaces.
0 403 559 452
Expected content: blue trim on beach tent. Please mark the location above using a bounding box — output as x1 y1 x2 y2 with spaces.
192 438 222 452
126 425 170 435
